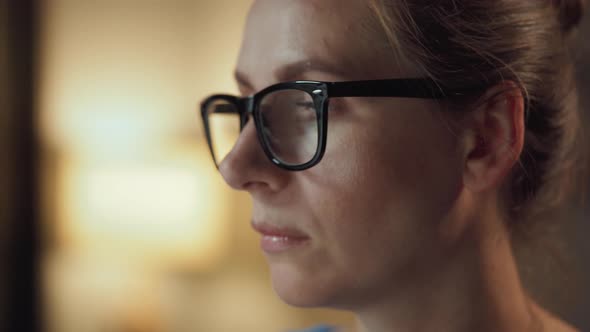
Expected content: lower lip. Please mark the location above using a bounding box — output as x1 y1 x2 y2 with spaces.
260 235 309 253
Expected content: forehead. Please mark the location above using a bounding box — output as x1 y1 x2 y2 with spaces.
236 0 411 87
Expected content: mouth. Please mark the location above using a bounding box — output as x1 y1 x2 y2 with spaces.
251 222 310 254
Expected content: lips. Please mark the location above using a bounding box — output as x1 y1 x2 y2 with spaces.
251 222 310 253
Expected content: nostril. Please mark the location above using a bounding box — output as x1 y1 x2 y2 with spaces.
217 143 287 193
219 157 268 192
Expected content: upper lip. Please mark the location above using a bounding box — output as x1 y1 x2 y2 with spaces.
251 221 310 239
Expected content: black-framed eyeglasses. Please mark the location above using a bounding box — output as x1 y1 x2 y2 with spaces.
200 78 472 171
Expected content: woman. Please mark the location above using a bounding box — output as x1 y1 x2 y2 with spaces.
200 0 585 331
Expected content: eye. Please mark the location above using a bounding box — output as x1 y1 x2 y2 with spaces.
295 101 315 110
294 101 317 121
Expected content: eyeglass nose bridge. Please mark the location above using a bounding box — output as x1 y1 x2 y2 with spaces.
238 96 255 130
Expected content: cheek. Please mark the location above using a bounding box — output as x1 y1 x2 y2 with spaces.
299 109 463 286
304 143 440 261
308 106 461 229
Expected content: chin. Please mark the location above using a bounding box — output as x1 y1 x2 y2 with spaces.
268 260 343 308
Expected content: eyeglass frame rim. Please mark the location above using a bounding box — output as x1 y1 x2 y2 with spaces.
200 78 480 171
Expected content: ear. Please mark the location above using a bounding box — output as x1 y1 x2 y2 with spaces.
462 82 525 193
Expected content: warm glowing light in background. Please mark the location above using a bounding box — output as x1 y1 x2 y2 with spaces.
57 149 229 270
38 0 245 269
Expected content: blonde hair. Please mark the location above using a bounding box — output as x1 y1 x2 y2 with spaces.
367 0 586 227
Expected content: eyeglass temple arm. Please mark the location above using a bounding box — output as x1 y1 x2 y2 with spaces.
213 104 239 113
327 79 466 99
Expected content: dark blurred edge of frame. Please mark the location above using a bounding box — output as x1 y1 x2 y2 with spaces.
0 0 40 332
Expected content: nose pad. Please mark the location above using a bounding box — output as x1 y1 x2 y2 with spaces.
239 111 250 131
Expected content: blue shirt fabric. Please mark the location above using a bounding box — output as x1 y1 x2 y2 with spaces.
291 325 339 332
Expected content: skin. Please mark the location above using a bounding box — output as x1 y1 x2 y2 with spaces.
218 1 579 331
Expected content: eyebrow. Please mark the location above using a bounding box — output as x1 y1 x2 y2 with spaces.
234 58 350 92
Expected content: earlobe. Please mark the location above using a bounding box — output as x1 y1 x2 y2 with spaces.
462 82 525 193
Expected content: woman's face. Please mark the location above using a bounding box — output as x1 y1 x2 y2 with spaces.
220 0 465 310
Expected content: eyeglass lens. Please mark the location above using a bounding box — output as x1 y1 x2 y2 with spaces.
258 89 319 166
205 89 320 167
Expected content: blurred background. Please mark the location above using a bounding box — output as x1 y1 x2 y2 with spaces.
0 1 588 331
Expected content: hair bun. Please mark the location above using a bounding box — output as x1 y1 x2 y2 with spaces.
554 0 586 32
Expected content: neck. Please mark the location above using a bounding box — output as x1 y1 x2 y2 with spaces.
353 199 540 332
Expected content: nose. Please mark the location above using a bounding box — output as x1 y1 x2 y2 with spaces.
218 118 288 193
